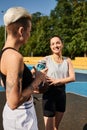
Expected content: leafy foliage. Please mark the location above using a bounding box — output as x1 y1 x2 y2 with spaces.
0 0 87 58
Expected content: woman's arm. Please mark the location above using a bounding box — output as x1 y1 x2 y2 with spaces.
6 53 32 110
57 58 75 84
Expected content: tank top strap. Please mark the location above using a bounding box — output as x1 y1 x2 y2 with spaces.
62 56 68 60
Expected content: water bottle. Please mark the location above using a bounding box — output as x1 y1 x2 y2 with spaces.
36 60 46 71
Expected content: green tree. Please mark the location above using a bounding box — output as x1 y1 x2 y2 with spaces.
50 0 87 58
50 0 74 58
72 0 87 57
0 0 87 57
0 26 5 50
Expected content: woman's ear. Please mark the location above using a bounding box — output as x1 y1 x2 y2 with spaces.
18 27 24 41
18 27 24 36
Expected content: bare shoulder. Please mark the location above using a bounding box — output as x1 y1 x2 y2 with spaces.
3 49 23 63
65 57 74 69
66 57 72 62
2 49 23 73
63 56 72 65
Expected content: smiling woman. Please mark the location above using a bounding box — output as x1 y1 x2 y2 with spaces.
37 35 75 130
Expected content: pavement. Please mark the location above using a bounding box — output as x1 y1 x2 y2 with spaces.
34 93 87 130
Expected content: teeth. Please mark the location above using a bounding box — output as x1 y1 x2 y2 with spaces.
55 48 59 50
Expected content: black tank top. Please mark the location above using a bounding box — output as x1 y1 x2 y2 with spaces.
0 47 34 90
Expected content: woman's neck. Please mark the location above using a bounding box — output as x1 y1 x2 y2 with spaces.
52 54 63 63
4 36 20 51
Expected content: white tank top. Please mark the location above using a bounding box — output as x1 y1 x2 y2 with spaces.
45 55 69 79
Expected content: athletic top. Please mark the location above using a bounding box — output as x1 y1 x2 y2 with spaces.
45 55 69 79
44 55 69 91
0 47 33 90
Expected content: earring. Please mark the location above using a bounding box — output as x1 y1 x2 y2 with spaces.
20 35 23 41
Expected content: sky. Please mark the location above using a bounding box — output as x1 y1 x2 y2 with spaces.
0 0 57 26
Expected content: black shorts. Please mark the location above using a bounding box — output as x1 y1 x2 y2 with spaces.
42 85 66 117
